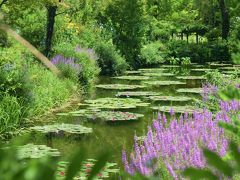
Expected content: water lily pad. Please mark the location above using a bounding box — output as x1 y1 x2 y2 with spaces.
148 96 192 102
143 81 186 86
84 98 150 109
96 84 146 90
87 111 144 121
176 88 203 94
61 110 144 121
161 65 180 68
56 159 119 179
116 91 161 97
221 66 238 70
125 71 141 74
142 73 175 77
30 124 92 135
152 106 203 113
209 63 232 66
176 76 206 80
191 68 212 72
138 68 166 72
113 76 150 81
222 70 240 75
17 144 60 159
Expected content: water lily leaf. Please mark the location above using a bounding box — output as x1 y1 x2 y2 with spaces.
176 88 203 94
95 84 146 90
176 76 206 80
125 71 141 74
56 159 119 179
142 73 175 77
161 65 180 68
143 81 186 86
113 76 150 81
191 68 212 72
148 96 192 102
17 144 60 159
138 68 166 72
116 91 161 97
152 105 203 114
30 124 92 135
84 98 150 109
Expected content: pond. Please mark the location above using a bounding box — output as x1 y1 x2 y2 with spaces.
25 63 238 174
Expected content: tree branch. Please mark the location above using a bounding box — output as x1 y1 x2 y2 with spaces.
0 0 7 9
0 24 60 75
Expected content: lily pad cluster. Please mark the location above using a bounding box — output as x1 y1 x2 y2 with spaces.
152 105 203 114
142 73 175 77
176 88 203 94
30 124 93 135
148 95 192 102
176 76 206 80
113 76 150 81
84 98 150 109
143 81 186 86
17 144 60 159
59 110 144 121
96 84 146 90
56 159 119 180
138 68 166 72
116 91 161 97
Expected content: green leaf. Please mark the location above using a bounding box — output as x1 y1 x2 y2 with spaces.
87 151 109 180
183 167 218 180
203 148 233 177
230 142 240 170
65 148 86 180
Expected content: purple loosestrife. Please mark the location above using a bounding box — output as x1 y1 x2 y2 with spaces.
201 83 218 102
75 45 98 61
122 102 240 178
51 55 81 74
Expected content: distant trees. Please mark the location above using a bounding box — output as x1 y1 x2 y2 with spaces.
106 0 146 68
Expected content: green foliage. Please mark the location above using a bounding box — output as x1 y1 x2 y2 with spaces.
106 0 146 68
95 41 128 76
167 40 230 63
140 42 166 66
52 42 100 86
0 94 24 135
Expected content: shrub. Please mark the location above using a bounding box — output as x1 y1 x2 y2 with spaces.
51 55 81 82
140 42 166 66
167 40 230 63
95 42 128 76
52 42 100 86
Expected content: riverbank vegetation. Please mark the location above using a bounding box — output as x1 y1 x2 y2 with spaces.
0 0 240 179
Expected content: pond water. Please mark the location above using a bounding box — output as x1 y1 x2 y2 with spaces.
27 63 238 172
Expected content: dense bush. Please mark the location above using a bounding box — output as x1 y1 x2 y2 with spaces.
140 42 166 66
59 26 128 76
167 40 231 63
95 41 128 75
52 42 100 86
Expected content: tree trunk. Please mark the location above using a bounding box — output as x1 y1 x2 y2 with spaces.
186 33 189 43
181 32 183 40
196 33 199 44
218 0 230 40
45 5 57 57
